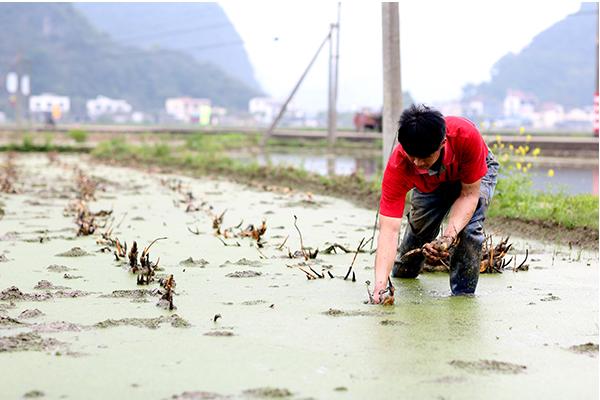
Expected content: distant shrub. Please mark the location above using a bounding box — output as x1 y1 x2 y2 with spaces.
68 129 88 143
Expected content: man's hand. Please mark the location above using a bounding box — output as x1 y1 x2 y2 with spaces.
422 235 455 264
371 281 388 304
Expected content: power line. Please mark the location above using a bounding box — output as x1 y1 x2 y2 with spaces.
24 39 246 63
114 21 232 43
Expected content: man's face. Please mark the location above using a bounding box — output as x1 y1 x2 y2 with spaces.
406 139 446 170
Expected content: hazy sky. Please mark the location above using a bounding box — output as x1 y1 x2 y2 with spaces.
221 1 582 112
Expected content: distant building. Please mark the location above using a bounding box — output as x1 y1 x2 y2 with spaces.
165 97 211 125
503 89 536 119
435 101 462 117
533 102 564 128
249 97 282 125
29 93 70 114
210 107 227 125
86 95 132 120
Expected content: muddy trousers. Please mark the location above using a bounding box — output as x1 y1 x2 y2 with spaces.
391 152 499 295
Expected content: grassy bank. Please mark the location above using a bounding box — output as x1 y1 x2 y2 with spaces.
3 133 598 247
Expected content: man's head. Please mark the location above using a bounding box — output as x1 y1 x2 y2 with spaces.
397 104 446 170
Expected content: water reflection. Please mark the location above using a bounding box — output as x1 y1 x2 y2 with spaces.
242 151 598 195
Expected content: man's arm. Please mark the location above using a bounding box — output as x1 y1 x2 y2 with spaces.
423 179 481 261
373 214 402 303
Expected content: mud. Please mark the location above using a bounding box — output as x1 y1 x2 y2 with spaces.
0 154 596 400
31 321 84 333
47 264 75 272
225 271 262 278
203 331 234 337
23 390 45 398
449 360 527 374
34 280 69 290
170 391 230 399
93 314 190 329
179 257 209 268
19 309 45 319
99 289 158 299
55 247 91 257
241 387 292 397
220 258 264 268
240 300 267 306
0 332 65 353
569 343 599 356
379 319 408 326
322 308 392 317
0 286 53 302
0 316 25 327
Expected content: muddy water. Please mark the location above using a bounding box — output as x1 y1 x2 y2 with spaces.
0 154 597 399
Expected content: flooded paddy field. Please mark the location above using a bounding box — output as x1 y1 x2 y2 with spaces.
0 154 597 399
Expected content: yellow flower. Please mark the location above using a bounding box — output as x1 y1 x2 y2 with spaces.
522 167 528 173
525 145 530 153
548 169 555 177
509 144 514 150
519 127 525 134
500 143 505 149
502 154 509 162
516 162 522 170
526 162 532 169
526 134 532 142
495 135 502 143
532 148 541 157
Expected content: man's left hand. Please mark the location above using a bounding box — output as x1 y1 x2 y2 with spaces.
422 235 455 264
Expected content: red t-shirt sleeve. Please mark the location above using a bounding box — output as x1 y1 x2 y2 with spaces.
379 149 412 218
457 122 488 184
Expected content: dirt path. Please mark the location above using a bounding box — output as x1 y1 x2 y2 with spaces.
0 154 597 399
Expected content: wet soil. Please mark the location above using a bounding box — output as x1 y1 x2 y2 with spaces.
0 332 65 353
569 343 599 357
94 315 190 329
0 154 597 399
449 359 527 374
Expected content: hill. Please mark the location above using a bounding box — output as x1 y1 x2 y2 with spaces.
0 3 260 118
463 3 597 112
75 2 261 91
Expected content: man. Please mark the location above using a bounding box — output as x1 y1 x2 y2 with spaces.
372 104 499 303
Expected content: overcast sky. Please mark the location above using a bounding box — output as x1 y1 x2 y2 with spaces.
221 1 582 112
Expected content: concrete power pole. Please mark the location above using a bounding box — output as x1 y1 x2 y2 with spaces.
381 3 402 167
328 3 341 147
594 2 599 136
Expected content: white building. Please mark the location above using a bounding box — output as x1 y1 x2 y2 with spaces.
29 93 70 114
532 102 564 128
249 97 282 124
165 97 211 124
503 89 536 119
86 95 132 120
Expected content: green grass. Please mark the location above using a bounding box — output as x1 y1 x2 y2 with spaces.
89 137 598 231
3 132 597 231
68 129 89 143
488 172 598 229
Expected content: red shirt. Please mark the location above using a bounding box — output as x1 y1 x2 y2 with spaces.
379 116 488 218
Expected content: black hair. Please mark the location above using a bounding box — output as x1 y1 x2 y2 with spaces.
397 104 446 158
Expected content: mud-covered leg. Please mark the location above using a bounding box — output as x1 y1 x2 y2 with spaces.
392 186 457 278
449 214 484 294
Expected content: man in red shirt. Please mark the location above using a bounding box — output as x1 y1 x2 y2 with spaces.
372 104 499 303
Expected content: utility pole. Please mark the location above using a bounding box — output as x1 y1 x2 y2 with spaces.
262 30 331 147
594 2 599 136
14 54 22 129
328 3 341 147
381 2 402 167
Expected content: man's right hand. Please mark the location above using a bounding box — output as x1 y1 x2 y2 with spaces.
371 281 388 304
